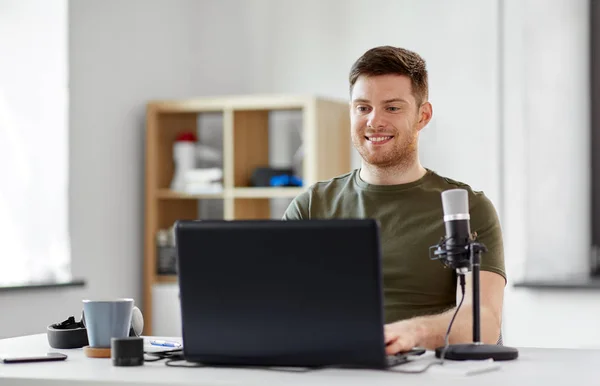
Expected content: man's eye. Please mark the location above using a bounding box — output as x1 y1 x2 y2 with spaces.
357 106 369 112
387 106 400 112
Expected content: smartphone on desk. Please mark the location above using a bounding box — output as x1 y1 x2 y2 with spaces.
1 352 67 364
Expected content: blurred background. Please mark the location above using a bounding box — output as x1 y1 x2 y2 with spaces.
1 0 599 349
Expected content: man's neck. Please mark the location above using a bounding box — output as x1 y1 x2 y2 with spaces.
359 161 427 186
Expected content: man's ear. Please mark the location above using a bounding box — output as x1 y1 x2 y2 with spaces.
417 102 433 131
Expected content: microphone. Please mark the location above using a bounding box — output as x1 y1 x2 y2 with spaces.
430 189 482 274
430 188 519 362
440 189 473 273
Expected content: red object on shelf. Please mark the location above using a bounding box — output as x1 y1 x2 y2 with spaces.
176 132 197 142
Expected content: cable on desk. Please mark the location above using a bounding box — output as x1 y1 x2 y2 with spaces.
164 359 323 372
388 360 441 374
145 351 323 372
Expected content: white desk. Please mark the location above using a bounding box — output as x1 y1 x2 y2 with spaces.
0 334 597 386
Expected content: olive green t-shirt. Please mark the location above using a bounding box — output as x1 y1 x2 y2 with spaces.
282 168 506 324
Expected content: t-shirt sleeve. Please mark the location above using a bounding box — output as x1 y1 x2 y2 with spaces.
282 190 311 220
469 192 507 283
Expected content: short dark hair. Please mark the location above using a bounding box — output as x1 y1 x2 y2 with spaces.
349 46 429 105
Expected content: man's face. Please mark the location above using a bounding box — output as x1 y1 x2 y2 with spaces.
350 74 429 169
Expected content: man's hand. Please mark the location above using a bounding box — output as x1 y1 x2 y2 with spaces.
384 319 425 355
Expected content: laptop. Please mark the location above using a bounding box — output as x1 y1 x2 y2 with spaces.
174 219 419 369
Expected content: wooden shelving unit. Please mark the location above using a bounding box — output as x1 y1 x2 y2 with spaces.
144 94 351 335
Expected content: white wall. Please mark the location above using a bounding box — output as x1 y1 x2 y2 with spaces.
0 0 71 286
507 0 590 281
0 0 82 338
501 0 599 347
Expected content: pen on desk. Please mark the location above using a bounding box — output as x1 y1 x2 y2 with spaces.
149 339 182 348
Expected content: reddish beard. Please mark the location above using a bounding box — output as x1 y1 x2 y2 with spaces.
352 129 419 170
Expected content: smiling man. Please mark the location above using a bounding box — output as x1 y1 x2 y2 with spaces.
283 46 506 355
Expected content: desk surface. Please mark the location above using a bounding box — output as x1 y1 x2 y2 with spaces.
0 334 597 386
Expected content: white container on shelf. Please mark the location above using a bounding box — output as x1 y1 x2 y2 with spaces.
170 139 196 192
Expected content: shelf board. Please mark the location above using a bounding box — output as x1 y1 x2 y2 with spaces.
155 275 178 284
156 188 304 200
231 187 304 198
149 94 346 113
156 189 224 200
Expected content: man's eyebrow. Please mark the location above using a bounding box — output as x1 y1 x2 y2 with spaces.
351 98 409 104
382 98 409 104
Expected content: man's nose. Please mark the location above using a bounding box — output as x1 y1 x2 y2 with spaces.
367 110 385 129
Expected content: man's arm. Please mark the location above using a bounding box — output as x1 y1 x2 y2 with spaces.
384 271 505 354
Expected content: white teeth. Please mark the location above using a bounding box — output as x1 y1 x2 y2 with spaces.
368 136 392 142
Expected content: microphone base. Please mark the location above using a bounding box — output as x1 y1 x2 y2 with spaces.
435 343 519 361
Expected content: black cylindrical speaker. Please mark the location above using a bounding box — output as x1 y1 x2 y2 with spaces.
111 337 144 366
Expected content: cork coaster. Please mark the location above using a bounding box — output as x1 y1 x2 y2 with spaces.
83 345 111 358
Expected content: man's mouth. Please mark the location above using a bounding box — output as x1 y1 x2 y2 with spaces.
365 135 394 144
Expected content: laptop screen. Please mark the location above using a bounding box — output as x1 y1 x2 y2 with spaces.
175 219 387 368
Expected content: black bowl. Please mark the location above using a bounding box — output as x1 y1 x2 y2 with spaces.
47 324 89 349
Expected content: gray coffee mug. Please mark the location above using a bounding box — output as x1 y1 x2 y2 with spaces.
83 299 134 348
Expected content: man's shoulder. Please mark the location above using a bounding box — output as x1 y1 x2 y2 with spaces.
305 170 357 194
427 170 497 217
281 170 357 220
428 170 474 191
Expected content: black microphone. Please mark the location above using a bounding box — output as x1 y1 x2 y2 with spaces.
440 189 473 273
429 189 478 273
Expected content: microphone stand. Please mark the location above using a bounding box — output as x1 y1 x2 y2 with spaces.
431 239 519 361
